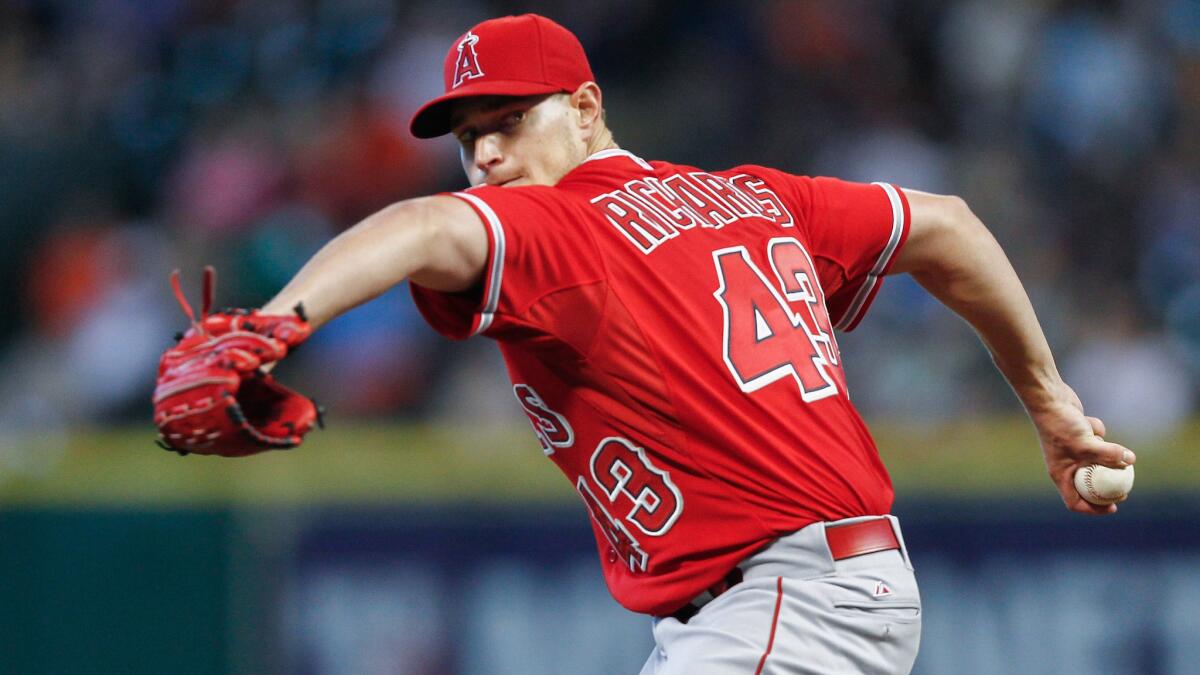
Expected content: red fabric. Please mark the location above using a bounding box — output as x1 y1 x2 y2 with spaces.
410 14 595 138
751 171 911 330
411 151 910 615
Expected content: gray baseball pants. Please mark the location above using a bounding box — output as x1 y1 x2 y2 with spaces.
639 515 921 675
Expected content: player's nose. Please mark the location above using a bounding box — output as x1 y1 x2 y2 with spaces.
473 133 503 172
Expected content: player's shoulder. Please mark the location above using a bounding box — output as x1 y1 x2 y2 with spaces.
560 148 657 185
716 163 808 183
660 161 814 197
453 180 597 227
558 149 800 185
460 182 578 206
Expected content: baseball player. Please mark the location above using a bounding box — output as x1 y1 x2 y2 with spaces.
154 14 1136 674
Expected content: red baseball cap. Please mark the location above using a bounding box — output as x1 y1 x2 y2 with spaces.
409 14 595 139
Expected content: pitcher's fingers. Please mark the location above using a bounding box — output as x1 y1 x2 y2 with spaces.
1080 439 1135 468
1086 416 1106 438
1070 500 1118 516
1055 477 1106 516
1061 484 1119 515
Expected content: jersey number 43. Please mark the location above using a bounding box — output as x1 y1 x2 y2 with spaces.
712 237 842 401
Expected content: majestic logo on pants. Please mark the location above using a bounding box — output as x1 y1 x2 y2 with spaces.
452 31 485 88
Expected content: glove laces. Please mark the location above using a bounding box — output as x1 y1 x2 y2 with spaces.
170 266 215 338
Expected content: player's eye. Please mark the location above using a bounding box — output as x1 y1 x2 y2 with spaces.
456 129 477 146
500 111 525 131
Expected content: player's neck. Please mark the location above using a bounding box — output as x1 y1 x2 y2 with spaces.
586 126 618 156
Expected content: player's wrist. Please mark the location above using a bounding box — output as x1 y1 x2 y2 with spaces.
1019 388 1063 413
1005 368 1067 412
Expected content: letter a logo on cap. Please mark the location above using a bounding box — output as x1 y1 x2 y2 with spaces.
453 31 485 88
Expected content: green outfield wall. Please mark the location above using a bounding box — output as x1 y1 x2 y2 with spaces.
0 418 1195 506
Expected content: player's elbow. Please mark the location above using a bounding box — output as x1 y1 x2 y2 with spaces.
924 193 978 237
893 191 990 276
940 195 994 252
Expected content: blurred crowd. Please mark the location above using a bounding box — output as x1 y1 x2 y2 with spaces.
0 0 1196 456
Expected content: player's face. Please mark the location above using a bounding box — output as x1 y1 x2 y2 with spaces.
451 94 588 188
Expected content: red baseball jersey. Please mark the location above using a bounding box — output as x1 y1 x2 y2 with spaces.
411 149 910 615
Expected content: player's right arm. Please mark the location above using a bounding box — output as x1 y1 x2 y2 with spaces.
890 189 1135 515
260 196 488 327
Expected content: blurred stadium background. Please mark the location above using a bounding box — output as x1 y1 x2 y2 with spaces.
0 0 1197 673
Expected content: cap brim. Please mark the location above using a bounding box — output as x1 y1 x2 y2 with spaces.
409 80 566 139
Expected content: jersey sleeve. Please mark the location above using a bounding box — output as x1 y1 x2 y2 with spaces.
750 169 910 331
410 185 606 340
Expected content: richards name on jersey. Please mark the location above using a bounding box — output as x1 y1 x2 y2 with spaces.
590 169 796 254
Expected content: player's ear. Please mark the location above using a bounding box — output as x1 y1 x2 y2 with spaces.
570 82 604 133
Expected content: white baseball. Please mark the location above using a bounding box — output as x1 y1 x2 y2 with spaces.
1073 464 1135 505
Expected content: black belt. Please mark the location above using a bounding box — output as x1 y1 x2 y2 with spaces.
670 566 743 623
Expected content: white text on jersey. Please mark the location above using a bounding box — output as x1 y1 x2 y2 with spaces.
590 172 795 255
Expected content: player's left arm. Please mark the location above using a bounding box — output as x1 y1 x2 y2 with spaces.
889 189 1135 515
260 196 487 326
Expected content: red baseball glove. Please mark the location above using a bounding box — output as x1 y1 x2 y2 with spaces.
153 267 322 457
